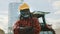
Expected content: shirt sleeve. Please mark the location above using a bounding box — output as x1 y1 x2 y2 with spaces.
13 20 20 29
13 20 20 34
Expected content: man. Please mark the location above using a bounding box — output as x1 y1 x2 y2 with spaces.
13 3 41 34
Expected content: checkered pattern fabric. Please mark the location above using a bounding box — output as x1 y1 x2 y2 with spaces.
13 17 41 34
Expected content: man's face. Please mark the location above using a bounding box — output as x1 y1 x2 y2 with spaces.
20 9 30 18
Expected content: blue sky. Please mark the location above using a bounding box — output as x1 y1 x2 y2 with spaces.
0 0 60 33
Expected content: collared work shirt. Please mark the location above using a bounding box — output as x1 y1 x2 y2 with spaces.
13 17 41 34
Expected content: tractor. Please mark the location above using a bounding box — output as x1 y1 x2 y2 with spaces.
32 11 56 34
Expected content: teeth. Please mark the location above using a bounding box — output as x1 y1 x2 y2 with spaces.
22 14 29 17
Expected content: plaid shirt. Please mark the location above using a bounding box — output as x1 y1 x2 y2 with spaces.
13 17 41 34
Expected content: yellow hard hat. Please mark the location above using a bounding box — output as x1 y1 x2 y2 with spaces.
19 3 29 10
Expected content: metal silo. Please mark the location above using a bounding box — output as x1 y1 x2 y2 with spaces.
8 0 24 34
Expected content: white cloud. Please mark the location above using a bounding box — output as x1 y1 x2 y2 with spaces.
52 1 60 9
0 25 4 30
46 18 60 23
48 0 52 3
54 10 60 15
0 11 8 33
46 18 60 29
51 1 60 29
0 10 8 13
46 18 55 23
